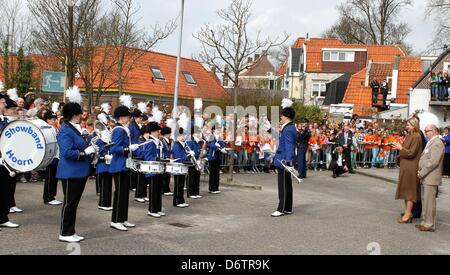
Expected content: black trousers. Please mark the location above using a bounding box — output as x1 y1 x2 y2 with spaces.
0 166 14 224
135 172 147 199
44 160 59 203
331 162 347 177
173 175 186 206
277 169 293 213
161 173 172 194
112 172 130 223
443 153 450 176
9 178 17 208
97 172 113 208
148 176 162 213
187 167 201 196
343 149 352 172
209 158 221 192
60 178 87 236
129 170 138 190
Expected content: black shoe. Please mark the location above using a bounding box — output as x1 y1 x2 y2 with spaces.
349 170 356 174
332 174 337 179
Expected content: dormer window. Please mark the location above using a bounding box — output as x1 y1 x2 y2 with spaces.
323 51 355 62
151 66 165 80
183 71 196 85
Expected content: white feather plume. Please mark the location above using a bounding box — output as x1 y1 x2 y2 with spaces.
98 113 108 125
7 88 18 101
151 106 163 124
66 86 82 104
137 102 147 114
194 116 204 128
52 102 60 114
101 103 111 114
281 98 294 109
178 112 189 131
0 81 4 92
119 94 133 109
194 98 203 110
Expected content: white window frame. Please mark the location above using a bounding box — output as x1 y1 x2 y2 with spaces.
444 62 450 73
311 80 327 98
322 51 356 62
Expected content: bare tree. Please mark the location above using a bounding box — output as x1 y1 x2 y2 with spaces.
0 0 33 88
194 0 289 182
323 0 412 47
109 0 177 103
425 0 450 54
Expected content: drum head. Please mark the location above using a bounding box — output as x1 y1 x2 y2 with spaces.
0 120 47 172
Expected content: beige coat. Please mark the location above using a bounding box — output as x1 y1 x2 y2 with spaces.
396 132 422 202
418 136 445 186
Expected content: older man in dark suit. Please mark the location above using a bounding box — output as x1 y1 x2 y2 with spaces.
337 125 355 174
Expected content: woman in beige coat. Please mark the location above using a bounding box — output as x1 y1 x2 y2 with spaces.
393 117 423 224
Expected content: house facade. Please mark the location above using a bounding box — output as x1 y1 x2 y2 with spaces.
278 37 408 108
238 52 277 90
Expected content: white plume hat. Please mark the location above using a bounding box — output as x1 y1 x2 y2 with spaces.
66 86 82 104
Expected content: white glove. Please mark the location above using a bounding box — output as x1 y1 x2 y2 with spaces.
220 148 227 154
189 151 196 157
129 144 140 152
215 142 221 148
104 154 113 161
84 146 96 155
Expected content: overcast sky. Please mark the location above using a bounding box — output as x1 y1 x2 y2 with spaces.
137 0 435 58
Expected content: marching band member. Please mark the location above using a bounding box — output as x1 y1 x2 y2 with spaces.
109 98 138 231
0 93 20 229
207 126 227 194
56 88 94 243
272 99 298 218
3 96 23 215
134 126 149 203
186 126 204 199
96 113 113 211
143 122 166 218
129 109 145 191
43 110 62 206
160 126 173 196
172 128 190 208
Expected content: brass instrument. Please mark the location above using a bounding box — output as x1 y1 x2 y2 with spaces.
183 142 204 172
277 160 303 184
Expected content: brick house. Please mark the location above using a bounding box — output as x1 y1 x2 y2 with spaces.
277 37 407 107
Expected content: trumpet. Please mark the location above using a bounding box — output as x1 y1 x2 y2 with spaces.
277 160 303 184
184 143 204 172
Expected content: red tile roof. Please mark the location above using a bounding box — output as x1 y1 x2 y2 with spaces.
1 48 228 102
76 48 228 101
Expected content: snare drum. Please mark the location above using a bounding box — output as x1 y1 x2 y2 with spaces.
165 162 189 175
136 161 165 174
0 119 58 172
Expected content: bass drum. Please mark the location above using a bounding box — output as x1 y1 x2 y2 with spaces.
0 119 58 173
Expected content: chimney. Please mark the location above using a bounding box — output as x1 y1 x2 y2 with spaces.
254 53 260 60
247 57 253 64
391 55 401 100
211 65 217 75
223 65 229 87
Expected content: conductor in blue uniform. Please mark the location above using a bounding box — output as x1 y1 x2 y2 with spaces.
272 104 298 217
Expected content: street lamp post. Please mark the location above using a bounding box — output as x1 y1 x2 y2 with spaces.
64 0 76 103
173 0 185 120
